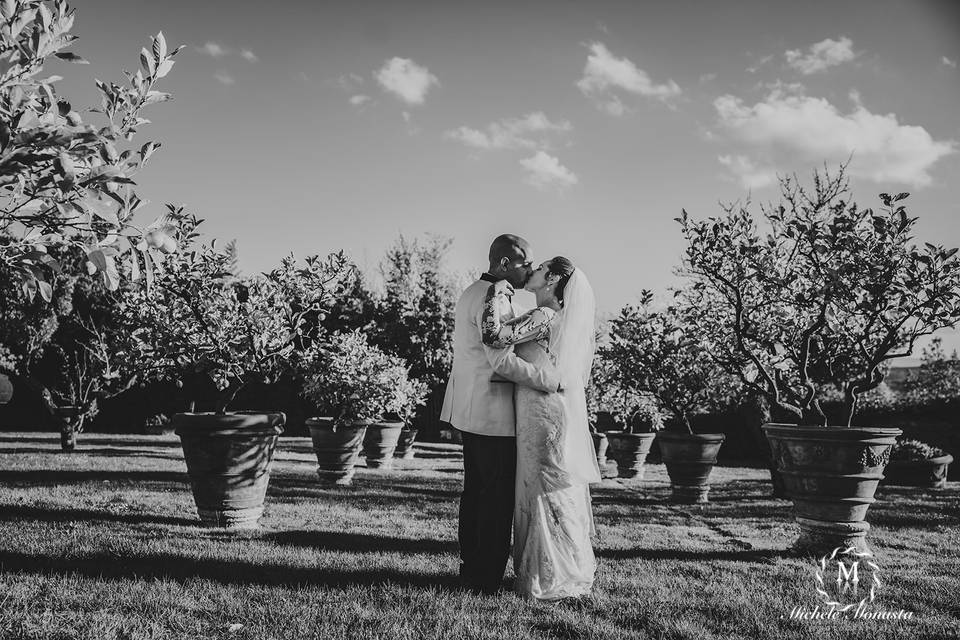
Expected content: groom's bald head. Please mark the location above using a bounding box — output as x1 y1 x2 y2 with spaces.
488 234 533 287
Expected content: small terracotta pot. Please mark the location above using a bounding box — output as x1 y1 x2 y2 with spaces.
605 431 657 479
394 427 418 459
362 420 405 469
0 373 13 405
657 431 725 504
882 454 952 489
307 417 368 485
174 411 284 529
54 405 82 452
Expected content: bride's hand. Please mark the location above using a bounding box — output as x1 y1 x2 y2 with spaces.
492 280 514 298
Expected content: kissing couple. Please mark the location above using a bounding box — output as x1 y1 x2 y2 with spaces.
441 233 601 600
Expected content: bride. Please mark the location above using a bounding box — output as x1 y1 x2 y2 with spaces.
481 256 601 600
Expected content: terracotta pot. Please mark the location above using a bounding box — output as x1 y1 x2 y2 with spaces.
763 423 901 553
605 431 657 479
882 454 952 489
54 405 82 452
362 420 405 469
394 427 418 459
0 373 13 405
174 411 284 529
592 432 618 479
657 432 725 503
591 432 609 466
307 417 368 485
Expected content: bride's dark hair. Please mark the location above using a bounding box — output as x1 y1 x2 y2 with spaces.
547 256 575 306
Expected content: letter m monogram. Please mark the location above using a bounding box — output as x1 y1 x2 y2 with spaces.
836 560 859 585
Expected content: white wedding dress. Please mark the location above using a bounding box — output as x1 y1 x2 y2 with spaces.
481 270 601 600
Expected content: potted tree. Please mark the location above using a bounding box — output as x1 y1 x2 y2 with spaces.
679 165 960 551
301 330 414 484
584 360 612 474
0 251 142 451
587 356 662 480
391 374 430 461
363 371 428 467
602 291 733 502
883 439 953 489
122 213 351 527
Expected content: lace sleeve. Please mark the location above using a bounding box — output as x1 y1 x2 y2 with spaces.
481 284 555 348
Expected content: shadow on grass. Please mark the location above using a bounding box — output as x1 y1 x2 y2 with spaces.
0 469 187 487
0 550 462 591
268 474 460 501
597 546 787 563
0 503 196 527
0 447 182 461
405 451 462 461
0 435 184 448
268 530 457 554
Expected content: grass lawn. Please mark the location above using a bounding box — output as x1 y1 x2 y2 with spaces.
0 432 957 640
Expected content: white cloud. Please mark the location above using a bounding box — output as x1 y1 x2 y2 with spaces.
375 57 439 105
785 37 856 74
520 151 578 191
197 42 259 63
198 42 227 58
717 154 776 189
746 54 774 74
213 72 235 85
349 94 371 106
713 88 956 187
337 73 364 91
576 42 680 114
445 112 572 151
943 56 958 68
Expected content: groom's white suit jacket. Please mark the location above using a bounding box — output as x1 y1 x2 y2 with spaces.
441 276 561 437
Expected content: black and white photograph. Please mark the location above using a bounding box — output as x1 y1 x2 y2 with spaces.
0 0 957 638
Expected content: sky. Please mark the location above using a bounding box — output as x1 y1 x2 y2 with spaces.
54 0 960 354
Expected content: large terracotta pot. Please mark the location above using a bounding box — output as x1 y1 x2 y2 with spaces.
174 411 284 529
763 423 901 553
362 420 405 469
307 417 368 485
882 454 952 489
657 432 725 503
605 431 657 479
394 427 418 460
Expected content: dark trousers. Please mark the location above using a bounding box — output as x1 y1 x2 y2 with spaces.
458 430 516 592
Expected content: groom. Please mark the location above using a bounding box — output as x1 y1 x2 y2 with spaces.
440 233 563 595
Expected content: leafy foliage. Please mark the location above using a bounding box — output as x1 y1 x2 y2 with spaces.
586 355 664 433
371 234 458 391
890 438 947 462
896 338 960 408
678 165 960 426
120 210 355 414
301 330 427 427
0 245 135 428
0 1 183 299
599 290 740 432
